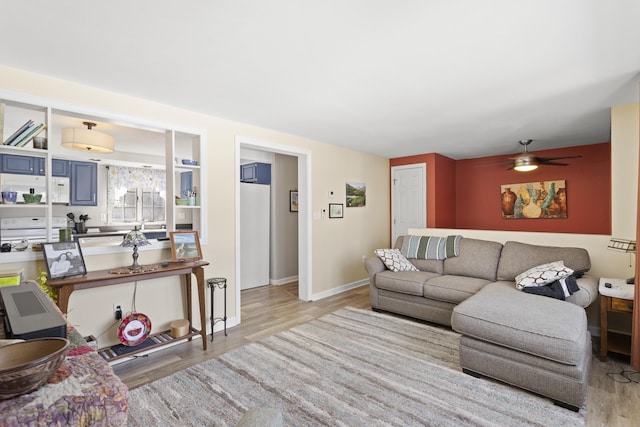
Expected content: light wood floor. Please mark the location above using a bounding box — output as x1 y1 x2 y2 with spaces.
114 283 639 426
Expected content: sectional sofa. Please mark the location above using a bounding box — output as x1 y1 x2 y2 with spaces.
364 235 598 411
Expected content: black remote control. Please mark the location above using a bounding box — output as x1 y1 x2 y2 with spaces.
605 282 612 288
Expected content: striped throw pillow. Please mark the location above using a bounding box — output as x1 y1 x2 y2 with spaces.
400 235 462 260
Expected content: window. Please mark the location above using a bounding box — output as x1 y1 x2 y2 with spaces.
107 166 166 223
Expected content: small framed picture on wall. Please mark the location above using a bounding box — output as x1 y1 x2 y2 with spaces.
290 190 299 212
329 203 344 218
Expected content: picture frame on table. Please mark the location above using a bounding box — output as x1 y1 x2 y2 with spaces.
329 203 344 218
42 241 87 279
170 230 203 261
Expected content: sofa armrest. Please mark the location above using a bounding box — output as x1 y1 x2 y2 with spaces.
566 273 598 308
364 256 386 283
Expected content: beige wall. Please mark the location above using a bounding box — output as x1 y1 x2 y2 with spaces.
0 65 390 345
612 103 640 238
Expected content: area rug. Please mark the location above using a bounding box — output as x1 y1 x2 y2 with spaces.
127 307 584 426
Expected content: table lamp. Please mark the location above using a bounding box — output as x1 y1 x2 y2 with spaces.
121 226 151 270
607 237 636 284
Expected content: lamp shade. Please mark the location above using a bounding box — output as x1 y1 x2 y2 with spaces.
121 227 151 249
61 122 114 153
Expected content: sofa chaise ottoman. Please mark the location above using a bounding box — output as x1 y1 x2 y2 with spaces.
452 281 590 411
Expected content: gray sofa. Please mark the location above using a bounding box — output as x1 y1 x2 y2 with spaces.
364 236 598 411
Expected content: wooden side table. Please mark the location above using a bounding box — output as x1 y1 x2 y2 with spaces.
599 277 634 361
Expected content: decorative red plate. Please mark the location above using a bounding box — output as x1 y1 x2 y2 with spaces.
118 312 152 346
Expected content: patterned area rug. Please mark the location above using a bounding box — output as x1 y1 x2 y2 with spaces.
128 307 584 426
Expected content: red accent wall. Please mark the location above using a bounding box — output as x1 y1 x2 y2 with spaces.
391 142 611 235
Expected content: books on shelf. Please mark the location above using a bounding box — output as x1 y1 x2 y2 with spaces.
14 123 46 147
3 119 33 145
2 120 47 147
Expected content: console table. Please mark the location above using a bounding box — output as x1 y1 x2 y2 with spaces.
47 261 210 352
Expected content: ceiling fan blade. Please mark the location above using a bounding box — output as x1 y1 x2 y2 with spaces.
475 161 513 168
537 155 582 162
538 161 569 166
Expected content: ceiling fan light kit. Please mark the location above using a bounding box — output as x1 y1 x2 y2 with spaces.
509 139 580 172
513 156 539 172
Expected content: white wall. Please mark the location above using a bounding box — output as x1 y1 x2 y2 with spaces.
0 65 390 346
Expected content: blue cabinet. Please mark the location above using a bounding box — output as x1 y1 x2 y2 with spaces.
1 154 38 175
52 159 69 177
240 162 271 184
70 161 97 206
0 154 69 177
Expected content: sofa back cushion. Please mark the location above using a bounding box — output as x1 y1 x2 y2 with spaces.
443 238 503 281
394 236 444 274
497 241 591 282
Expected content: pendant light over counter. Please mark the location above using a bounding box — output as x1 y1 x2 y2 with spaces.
61 121 115 153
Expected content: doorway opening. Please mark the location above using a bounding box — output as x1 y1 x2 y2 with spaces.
235 136 311 325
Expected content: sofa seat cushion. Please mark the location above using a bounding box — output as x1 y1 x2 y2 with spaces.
451 281 588 365
423 275 490 305
375 270 440 296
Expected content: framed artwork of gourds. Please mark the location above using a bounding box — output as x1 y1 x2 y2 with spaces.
500 180 567 219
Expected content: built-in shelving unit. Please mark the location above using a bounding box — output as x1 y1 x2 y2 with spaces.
0 91 206 258
1 98 55 232
165 130 204 235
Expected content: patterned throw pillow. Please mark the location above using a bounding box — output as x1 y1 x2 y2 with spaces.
374 249 419 272
400 235 462 260
515 261 574 290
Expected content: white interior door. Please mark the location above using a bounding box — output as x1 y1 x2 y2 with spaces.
391 164 426 244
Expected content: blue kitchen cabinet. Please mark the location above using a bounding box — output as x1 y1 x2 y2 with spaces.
0 154 69 177
1 154 38 175
51 159 69 177
70 161 97 206
240 162 271 184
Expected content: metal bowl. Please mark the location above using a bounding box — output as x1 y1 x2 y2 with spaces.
0 338 69 399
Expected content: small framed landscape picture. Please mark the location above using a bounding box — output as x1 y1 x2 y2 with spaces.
42 241 87 279
170 231 203 261
329 203 344 218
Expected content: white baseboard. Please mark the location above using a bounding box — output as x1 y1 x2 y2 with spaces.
310 279 369 301
270 275 299 286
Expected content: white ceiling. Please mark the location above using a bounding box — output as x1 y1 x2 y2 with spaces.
1 1 639 160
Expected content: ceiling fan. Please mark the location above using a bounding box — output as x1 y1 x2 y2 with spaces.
508 139 581 172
